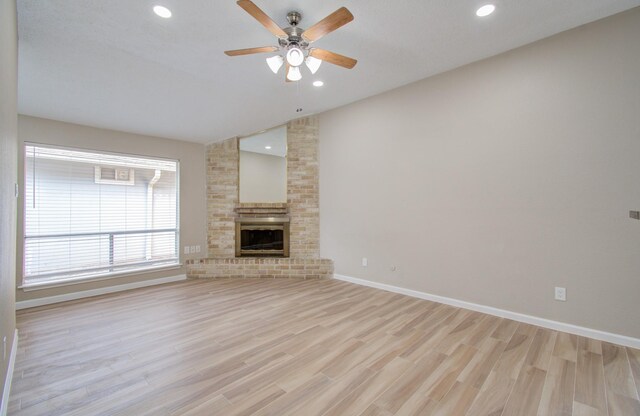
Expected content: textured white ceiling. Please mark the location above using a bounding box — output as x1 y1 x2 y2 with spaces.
17 0 640 143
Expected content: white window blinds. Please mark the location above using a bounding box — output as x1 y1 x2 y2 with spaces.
23 144 179 286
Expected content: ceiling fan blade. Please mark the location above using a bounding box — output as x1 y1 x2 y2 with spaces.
236 0 287 38
224 46 279 56
302 7 354 43
309 48 357 69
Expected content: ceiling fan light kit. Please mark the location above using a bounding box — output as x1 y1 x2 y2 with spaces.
286 47 304 67
266 55 284 74
305 56 322 74
286 66 302 81
225 0 357 83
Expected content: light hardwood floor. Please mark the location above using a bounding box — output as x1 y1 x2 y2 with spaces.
8 278 640 416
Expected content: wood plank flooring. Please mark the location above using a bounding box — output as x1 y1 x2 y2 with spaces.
8 278 640 415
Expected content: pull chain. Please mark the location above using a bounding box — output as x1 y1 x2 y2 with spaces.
295 78 303 114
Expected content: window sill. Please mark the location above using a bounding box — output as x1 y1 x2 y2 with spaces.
19 264 183 292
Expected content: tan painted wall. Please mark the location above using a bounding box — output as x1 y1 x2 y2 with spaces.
239 151 287 203
319 8 640 338
16 116 207 302
0 0 18 402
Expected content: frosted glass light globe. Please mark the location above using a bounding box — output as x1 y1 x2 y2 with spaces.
286 48 304 67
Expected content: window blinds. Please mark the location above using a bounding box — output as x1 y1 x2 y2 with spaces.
23 144 179 286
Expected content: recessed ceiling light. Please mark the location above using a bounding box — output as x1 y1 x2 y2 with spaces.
265 146 272 150
476 4 495 17
313 80 324 87
153 5 172 18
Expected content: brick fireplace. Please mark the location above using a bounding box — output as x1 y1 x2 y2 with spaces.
186 116 333 279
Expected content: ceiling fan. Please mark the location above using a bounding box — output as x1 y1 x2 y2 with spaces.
224 0 357 82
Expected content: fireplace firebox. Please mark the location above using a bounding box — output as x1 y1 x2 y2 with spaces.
235 217 290 257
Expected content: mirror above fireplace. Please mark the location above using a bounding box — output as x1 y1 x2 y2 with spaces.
239 125 287 203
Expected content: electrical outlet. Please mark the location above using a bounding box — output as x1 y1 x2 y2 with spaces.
554 287 567 301
390 265 397 272
195 245 201 253
184 246 189 255
362 257 367 267
190 246 196 254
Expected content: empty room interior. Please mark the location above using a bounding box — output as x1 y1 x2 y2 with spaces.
2 0 640 415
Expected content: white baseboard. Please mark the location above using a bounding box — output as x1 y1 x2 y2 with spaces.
334 274 640 349
1 329 18 416
16 275 187 310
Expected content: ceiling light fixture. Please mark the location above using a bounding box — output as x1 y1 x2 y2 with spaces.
265 146 272 149
153 5 172 18
476 4 495 17
286 66 302 81
225 4 358 83
313 80 324 87
305 56 322 74
266 55 284 74
286 47 304 67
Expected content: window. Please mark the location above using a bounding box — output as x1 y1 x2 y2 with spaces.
23 144 179 287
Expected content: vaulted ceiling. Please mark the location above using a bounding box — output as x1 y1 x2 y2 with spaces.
17 0 640 143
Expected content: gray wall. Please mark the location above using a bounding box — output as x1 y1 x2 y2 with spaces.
16 116 207 302
0 0 18 405
319 8 640 338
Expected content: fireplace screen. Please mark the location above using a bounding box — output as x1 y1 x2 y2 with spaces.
235 218 289 257
241 228 283 251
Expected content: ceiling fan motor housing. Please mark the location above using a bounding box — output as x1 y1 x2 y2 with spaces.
287 11 301 26
280 12 308 50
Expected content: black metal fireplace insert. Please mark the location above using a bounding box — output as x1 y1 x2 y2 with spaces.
235 217 290 257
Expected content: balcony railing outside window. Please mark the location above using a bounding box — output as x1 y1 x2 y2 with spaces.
23 144 179 287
